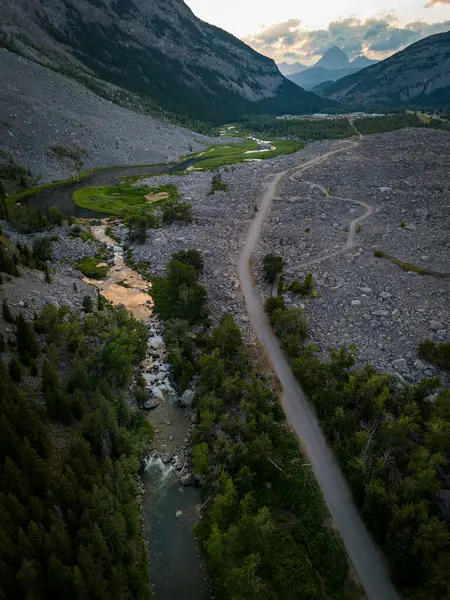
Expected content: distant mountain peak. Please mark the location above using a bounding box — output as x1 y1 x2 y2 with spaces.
278 61 307 76
351 55 379 69
315 47 350 70
318 31 450 109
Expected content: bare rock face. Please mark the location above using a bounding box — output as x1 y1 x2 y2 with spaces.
0 0 332 123
321 31 450 109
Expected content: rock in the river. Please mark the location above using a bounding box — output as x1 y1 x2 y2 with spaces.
180 389 195 407
161 453 172 464
180 473 193 486
144 399 160 410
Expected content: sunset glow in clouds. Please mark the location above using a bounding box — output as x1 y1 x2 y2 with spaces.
185 0 450 63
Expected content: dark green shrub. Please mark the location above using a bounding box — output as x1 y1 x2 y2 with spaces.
172 249 204 272
264 296 286 319
2 299 14 323
82 295 94 313
77 257 108 280
16 313 39 360
263 253 284 284
44 264 52 283
30 359 38 377
32 237 53 262
47 206 64 226
419 340 450 371
135 385 148 404
162 198 192 223
8 356 21 382
208 173 228 195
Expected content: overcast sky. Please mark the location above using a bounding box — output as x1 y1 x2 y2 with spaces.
184 0 450 64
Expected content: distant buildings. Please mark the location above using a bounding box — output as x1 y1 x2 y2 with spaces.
276 113 386 121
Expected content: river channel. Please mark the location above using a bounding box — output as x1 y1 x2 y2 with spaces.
24 157 199 217
27 161 210 600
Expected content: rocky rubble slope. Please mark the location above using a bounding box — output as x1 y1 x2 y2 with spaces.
255 129 450 382
0 49 215 182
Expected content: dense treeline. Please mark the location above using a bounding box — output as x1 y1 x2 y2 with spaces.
153 251 355 600
237 115 355 140
267 295 450 599
0 303 152 599
354 113 450 135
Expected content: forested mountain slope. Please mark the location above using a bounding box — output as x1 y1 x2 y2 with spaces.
0 0 335 123
319 31 450 108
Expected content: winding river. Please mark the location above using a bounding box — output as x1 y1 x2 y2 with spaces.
26 161 210 600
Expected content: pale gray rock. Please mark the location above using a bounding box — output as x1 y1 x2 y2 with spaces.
392 358 410 374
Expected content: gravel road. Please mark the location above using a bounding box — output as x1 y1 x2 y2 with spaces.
239 144 400 600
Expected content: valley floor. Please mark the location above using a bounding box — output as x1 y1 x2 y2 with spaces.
129 128 450 385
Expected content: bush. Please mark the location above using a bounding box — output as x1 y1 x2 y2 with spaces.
287 279 302 295
263 253 284 284
135 385 148 404
208 173 229 195
82 295 94 313
162 198 193 224
8 356 21 382
264 296 286 319
0 245 19 277
77 256 108 279
272 308 308 359
288 274 314 297
373 250 385 258
16 313 39 360
44 264 52 283
30 359 38 376
419 340 450 371
47 206 64 226
32 237 53 262
172 249 204 272
126 214 160 243
2 299 14 323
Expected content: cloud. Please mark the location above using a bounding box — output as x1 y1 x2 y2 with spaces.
426 0 450 6
243 15 450 64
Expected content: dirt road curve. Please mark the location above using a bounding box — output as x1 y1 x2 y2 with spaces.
239 142 399 600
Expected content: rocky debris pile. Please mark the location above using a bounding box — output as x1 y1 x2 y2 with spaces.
131 140 344 328
0 49 218 182
254 129 450 384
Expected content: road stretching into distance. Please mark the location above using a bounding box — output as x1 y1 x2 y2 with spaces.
238 140 400 600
